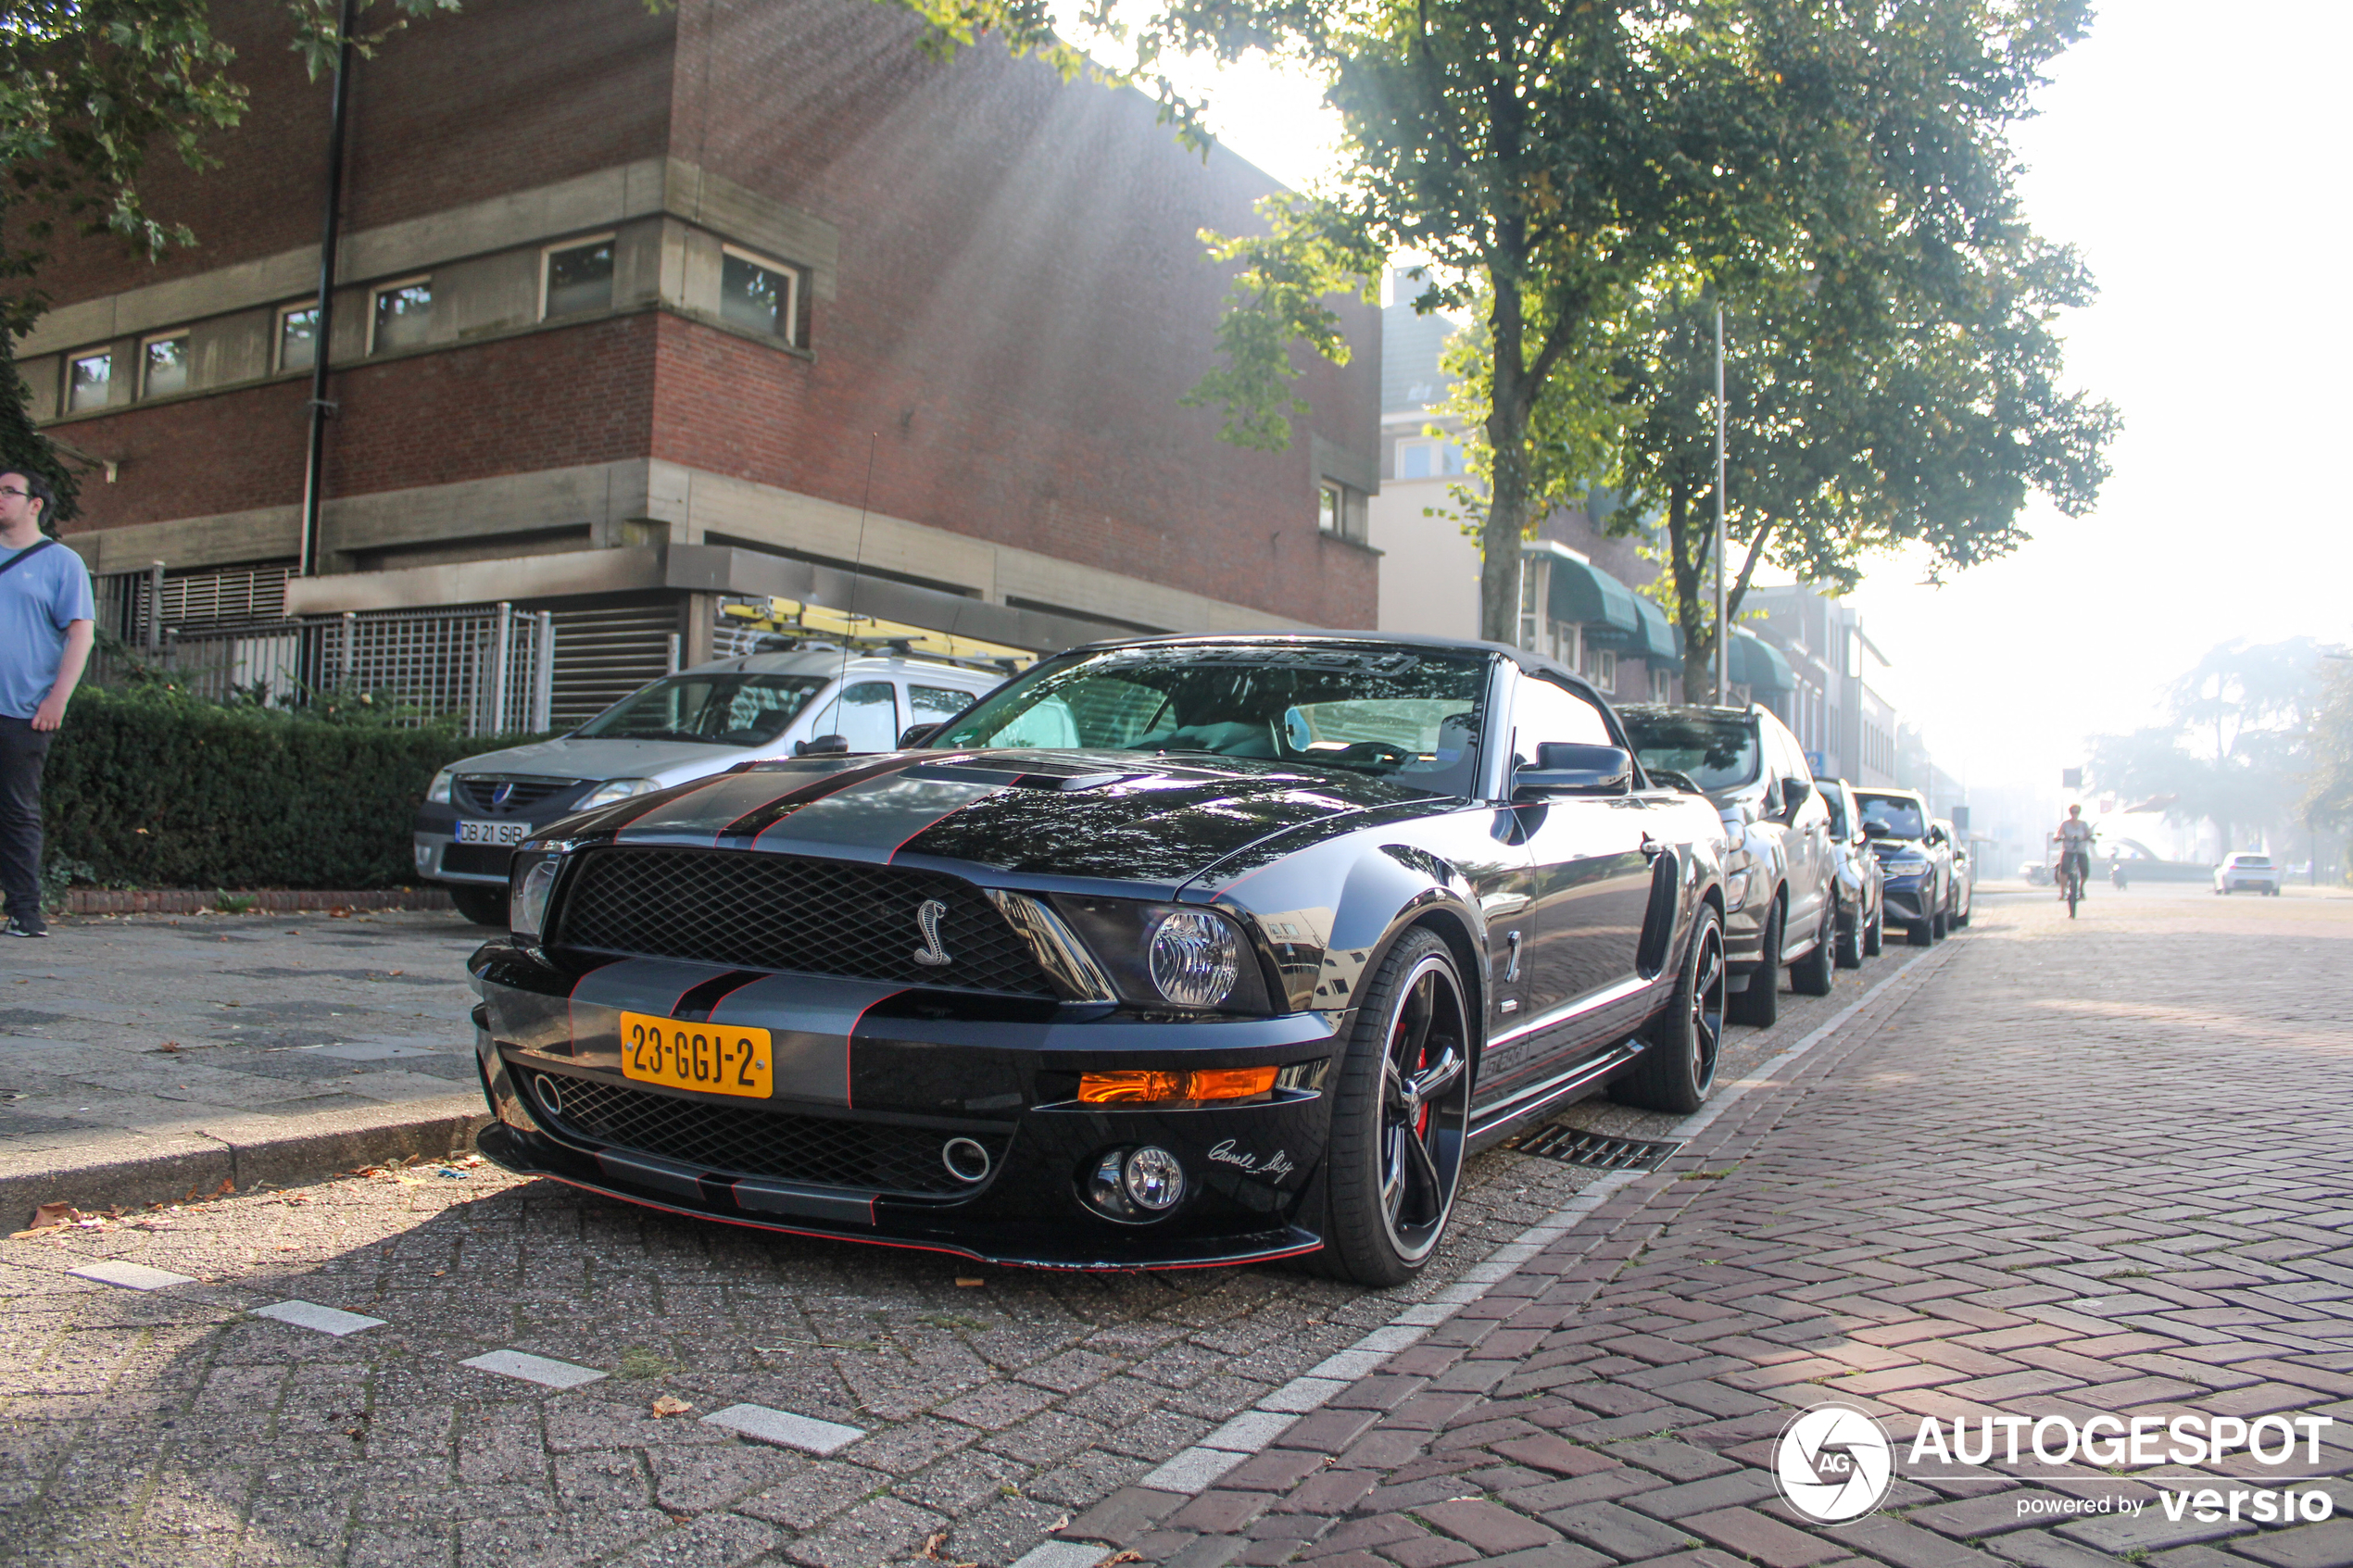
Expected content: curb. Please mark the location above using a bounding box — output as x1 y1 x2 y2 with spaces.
63 887 458 916
0 1099 491 1223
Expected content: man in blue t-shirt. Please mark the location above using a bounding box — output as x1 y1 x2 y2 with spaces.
0 470 94 937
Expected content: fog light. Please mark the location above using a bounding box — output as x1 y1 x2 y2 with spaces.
533 1073 565 1120
941 1136 992 1184
1123 1146 1185 1210
1080 1146 1187 1223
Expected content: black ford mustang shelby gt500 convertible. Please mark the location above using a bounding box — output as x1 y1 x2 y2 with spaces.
469 634 1730 1285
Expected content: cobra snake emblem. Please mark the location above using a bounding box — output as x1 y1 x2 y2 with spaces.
911 898 953 966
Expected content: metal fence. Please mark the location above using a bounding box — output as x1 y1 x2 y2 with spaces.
92 601 556 735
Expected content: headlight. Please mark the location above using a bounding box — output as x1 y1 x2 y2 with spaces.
427 768 456 804
509 854 561 942
1882 851 1927 871
1050 897 1273 1012
582 777 659 809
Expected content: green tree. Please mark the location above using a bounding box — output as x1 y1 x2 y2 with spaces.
2087 637 2325 855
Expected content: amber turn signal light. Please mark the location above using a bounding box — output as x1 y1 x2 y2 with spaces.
1076 1067 1277 1104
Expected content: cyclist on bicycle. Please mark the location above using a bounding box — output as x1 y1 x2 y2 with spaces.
2054 805 2096 901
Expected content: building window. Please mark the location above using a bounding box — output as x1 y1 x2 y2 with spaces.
370 278 433 354
1581 646 1617 694
141 333 190 399
1317 482 1342 535
543 236 615 320
67 351 112 413
1396 437 1466 479
277 305 319 372
721 246 797 343
1651 665 1673 703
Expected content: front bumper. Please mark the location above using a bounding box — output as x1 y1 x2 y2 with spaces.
1881 872 1931 923
416 799 583 885
2219 877 2279 893
470 942 1339 1270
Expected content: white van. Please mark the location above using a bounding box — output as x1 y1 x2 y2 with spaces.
412 646 1009 923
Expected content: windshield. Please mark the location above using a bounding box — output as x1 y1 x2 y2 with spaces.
1855 793 1928 840
1618 710 1759 793
573 673 830 746
926 643 1491 793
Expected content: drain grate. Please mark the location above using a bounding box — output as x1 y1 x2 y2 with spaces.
1504 1125 1685 1171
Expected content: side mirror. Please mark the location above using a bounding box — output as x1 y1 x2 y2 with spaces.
898 722 941 749
1780 778 1812 821
794 734 850 758
1515 743 1632 798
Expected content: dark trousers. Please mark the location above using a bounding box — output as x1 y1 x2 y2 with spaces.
0 717 50 929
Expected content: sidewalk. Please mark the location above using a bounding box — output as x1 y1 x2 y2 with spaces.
0 909 493 1217
1070 888 2353 1567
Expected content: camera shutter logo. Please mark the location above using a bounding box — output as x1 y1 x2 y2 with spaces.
1774 1403 1894 1524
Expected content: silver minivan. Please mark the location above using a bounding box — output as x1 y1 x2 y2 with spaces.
413 646 1009 923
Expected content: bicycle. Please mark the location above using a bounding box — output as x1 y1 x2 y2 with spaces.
2057 855 2083 918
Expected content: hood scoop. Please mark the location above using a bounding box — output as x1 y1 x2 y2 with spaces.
902 759 1137 792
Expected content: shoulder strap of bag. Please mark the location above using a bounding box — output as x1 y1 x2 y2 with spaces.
0 538 57 579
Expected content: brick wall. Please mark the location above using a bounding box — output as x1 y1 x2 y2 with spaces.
31 0 676 307
660 0 1379 626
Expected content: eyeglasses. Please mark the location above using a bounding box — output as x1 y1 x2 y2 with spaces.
0 488 27 500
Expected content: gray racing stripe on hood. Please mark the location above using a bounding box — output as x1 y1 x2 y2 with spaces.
568 962 905 1108
748 772 1011 864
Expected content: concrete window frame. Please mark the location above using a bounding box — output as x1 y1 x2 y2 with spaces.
276 302 320 373
540 233 617 321
1581 645 1617 695
139 331 193 400
66 349 113 414
369 275 434 356
1316 481 1342 534
1650 663 1673 703
719 243 800 346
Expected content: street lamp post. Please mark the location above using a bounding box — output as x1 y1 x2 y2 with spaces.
1713 303 1727 706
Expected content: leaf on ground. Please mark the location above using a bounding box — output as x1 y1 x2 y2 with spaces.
28 1203 78 1230
649 1395 693 1417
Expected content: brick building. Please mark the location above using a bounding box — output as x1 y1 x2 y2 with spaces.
21 0 1379 721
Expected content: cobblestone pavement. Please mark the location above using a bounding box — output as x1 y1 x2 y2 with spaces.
0 897 1918 1565
0 910 492 1168
1089 886 2353 1568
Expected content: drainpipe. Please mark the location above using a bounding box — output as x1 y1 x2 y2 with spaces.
297 0 357 578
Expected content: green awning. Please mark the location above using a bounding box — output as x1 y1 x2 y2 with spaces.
1589 591 1678 661
1729 629 1794 693
1526 545 1641 636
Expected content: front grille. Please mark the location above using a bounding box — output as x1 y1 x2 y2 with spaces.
526 1069 1006 1196
556 847 1055 996
456 776 579 815
442 844 513 878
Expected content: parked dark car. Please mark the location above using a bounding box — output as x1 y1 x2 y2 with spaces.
1852 787 1952 944
1617 703 1837 1028
1822 780 1886 966
466 634 1730 1285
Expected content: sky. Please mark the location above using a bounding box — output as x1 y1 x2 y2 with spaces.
1146 0 2353 794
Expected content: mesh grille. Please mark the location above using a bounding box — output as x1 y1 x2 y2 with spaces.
456 776 579 815
527 1069 1004 1196
557 847 1054 996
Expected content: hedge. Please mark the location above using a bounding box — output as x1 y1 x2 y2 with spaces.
44 685 535 890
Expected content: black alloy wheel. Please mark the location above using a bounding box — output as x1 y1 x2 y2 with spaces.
1728 897 1781 1028
1792 904 1835 996
1833 894 1864 970
448 884 509 927
1313 927 1471 1287
1613 904 1726 1113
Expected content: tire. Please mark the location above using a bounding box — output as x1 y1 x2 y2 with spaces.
1792 906 1834 996
1310 928 1471 1287
1908 918 1933 947
1614 905 1726 1113
1728 897 1781 1028
1863 901 1884 958
448 884 509 927
1955 895 1971 930
1833 896 1864 970
1930 902 1947 941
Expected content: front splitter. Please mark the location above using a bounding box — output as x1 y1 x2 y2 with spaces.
474 1124 1324 1273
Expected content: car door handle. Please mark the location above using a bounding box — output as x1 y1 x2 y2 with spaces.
1640 835 1667 859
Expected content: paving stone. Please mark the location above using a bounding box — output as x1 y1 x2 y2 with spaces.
1547 1499 1704 1558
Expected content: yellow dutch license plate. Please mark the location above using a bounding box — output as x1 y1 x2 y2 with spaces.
618 1011 773 1098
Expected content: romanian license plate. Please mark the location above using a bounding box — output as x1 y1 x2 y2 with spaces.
619 1011 773 1098
455 820 529 846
